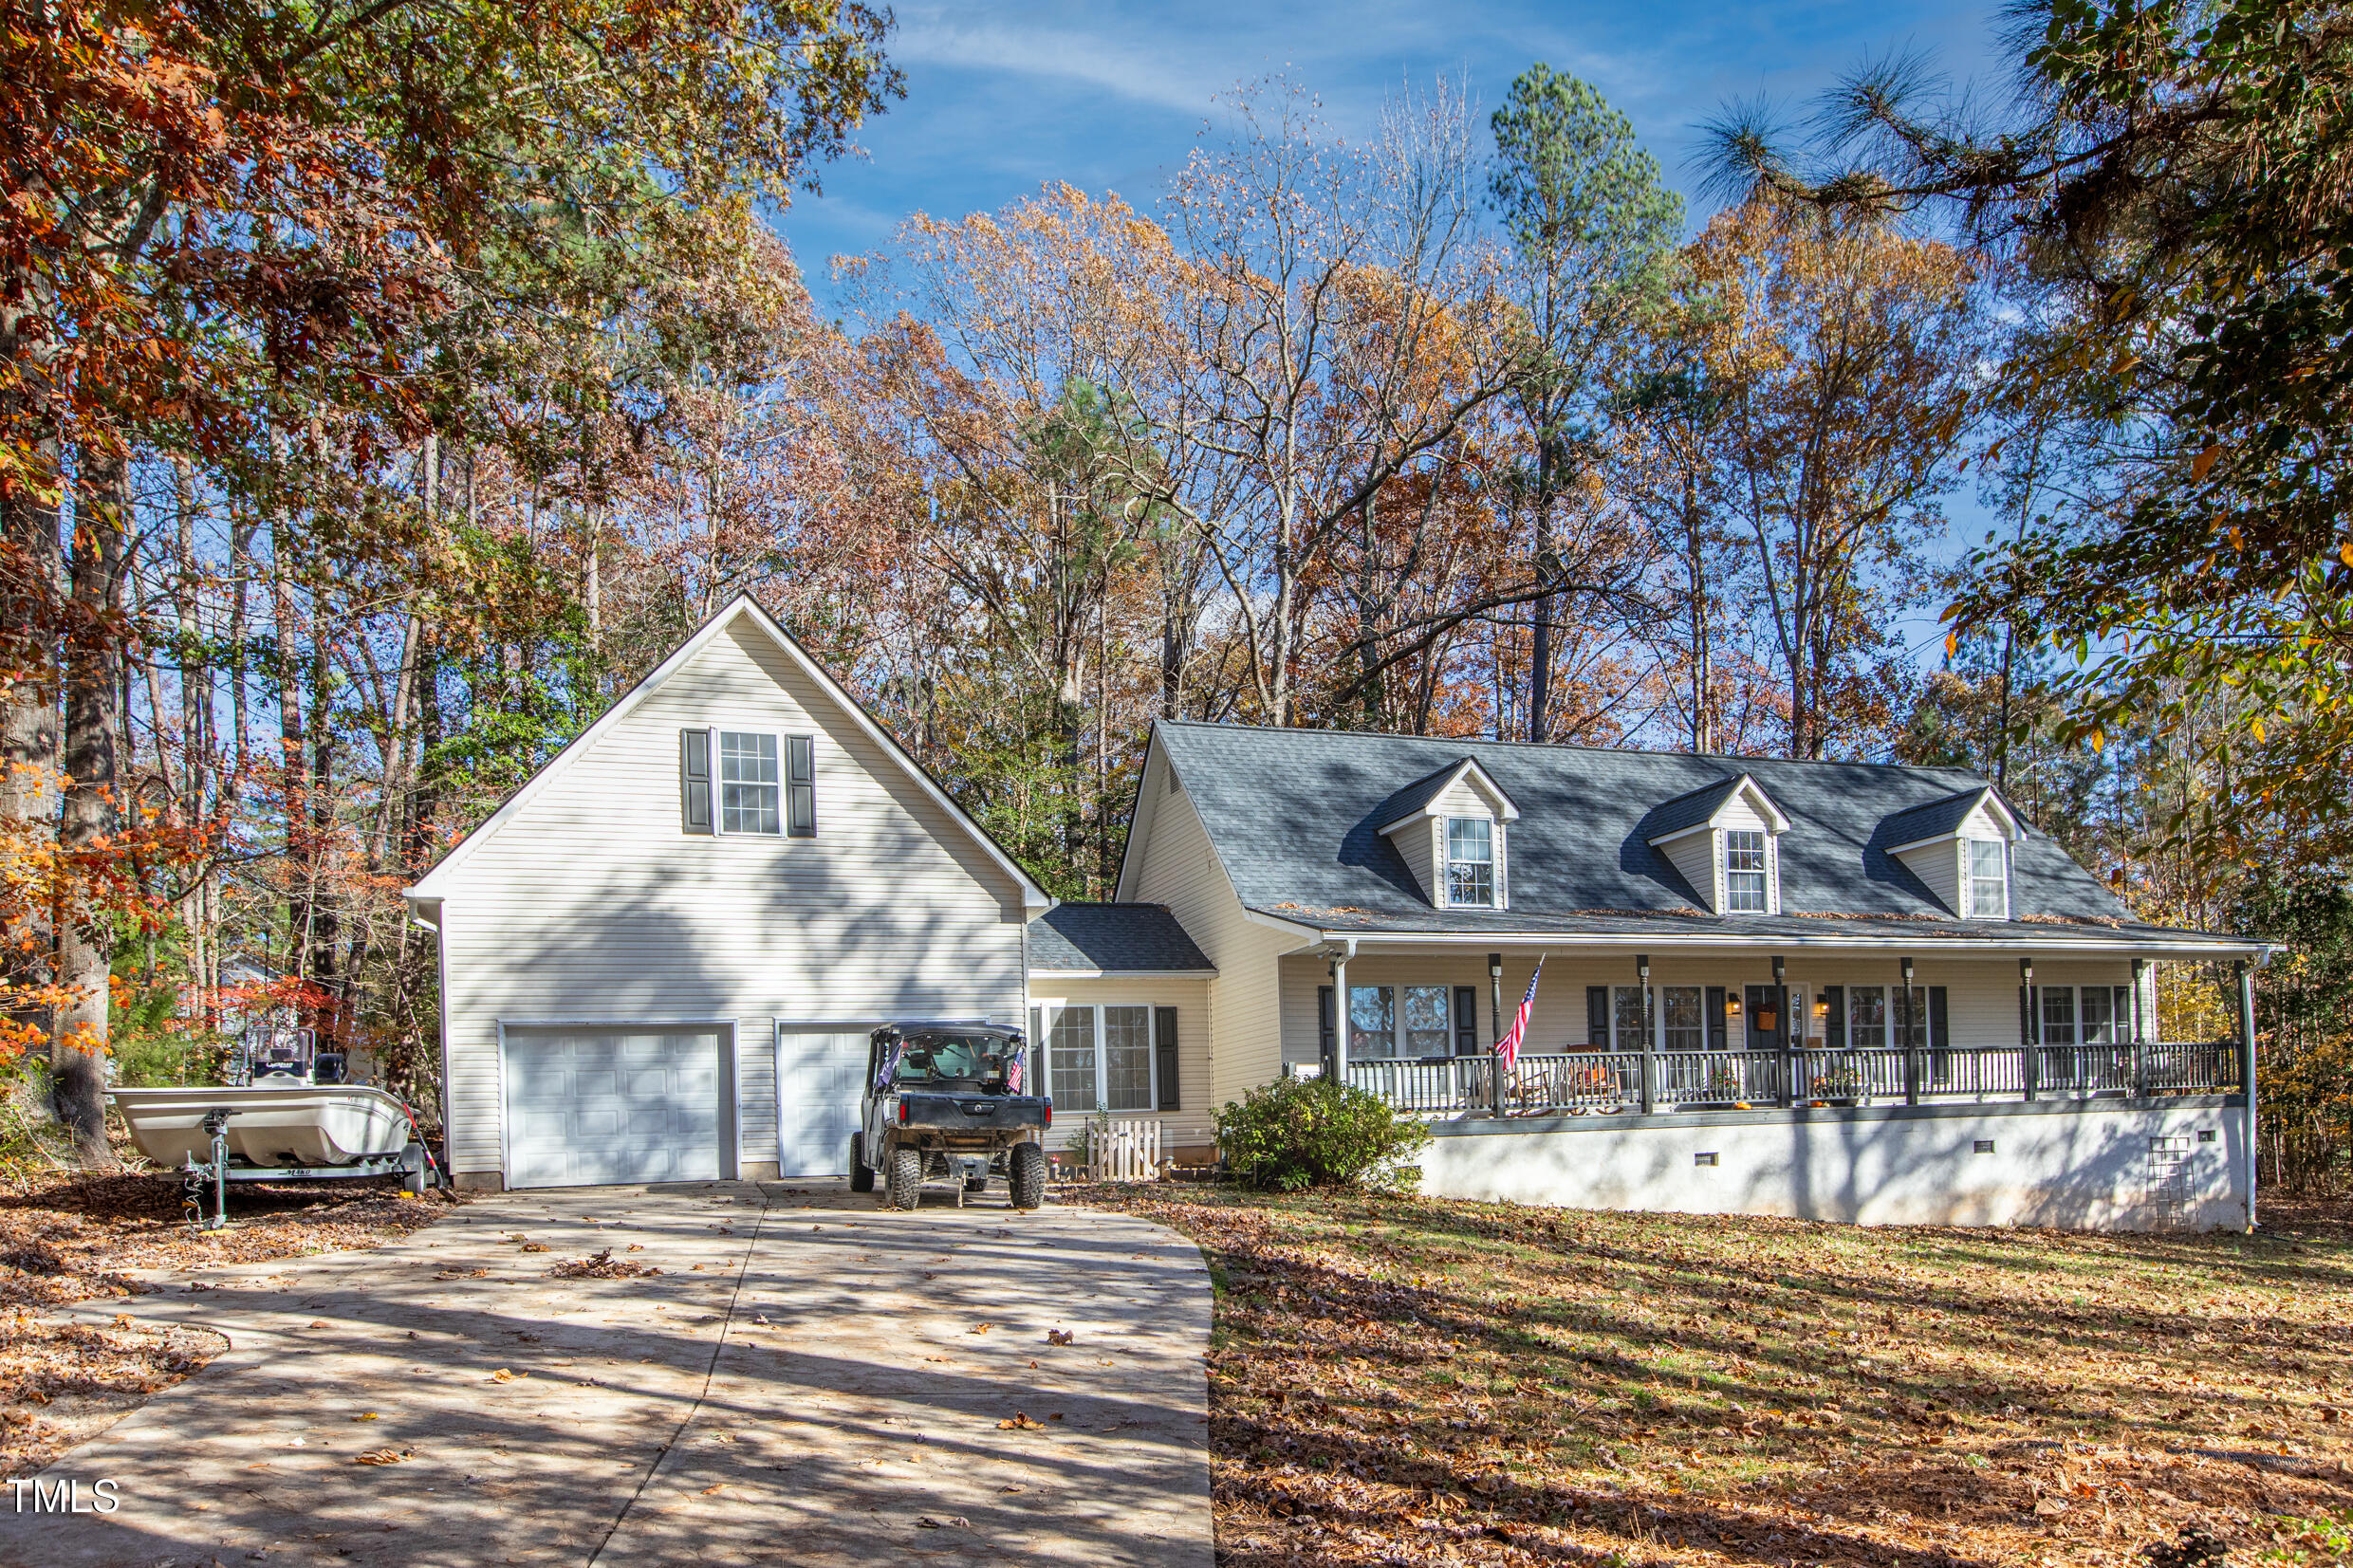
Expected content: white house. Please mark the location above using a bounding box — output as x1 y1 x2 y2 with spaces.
407 598 2266 1230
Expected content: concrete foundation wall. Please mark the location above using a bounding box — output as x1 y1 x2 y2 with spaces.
1419 1099 2248 1231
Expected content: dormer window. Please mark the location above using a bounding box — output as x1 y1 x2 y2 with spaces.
1881 786 2023 919
1379 757 1517 910
1964 839 2009 918
1644 772 1789 915
1725 830 1769 913
1445 817 1495 907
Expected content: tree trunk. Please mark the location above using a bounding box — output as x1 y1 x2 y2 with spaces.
1529 440 1555 744
0 272 64 1047
54 449 128 1165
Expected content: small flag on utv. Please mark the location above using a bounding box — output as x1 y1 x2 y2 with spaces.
1496 957 1544 1074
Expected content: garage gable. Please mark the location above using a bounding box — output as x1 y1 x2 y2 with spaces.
406 596 1047 913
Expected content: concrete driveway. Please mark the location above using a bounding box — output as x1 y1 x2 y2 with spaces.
0 1182 1214 1568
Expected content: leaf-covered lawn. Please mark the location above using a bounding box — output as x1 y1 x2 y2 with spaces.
1087 1186 2353 1568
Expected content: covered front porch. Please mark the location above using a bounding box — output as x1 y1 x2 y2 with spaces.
1282 935 2254 1122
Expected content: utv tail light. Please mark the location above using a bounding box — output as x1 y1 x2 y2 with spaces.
897 1099 909 1124
1044 1101 1052 1128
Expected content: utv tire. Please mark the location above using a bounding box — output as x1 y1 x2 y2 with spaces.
848 1133 875 1193
1010 1143 1046 1210
885 1145 923 1210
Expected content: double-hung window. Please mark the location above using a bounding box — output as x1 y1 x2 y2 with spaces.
1445 817 1495 907
1964 839 2009 918
719 731 781 834
1348 985 1398 1060
1401 986 1452 1056
1660 987 1704 1052
1031 1004 1158 1114
1724 830 1769 913
1847 985 1889 1049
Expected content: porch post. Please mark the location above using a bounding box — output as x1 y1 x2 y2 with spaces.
1637 953 1655 1116
2020 957 2039 1102
2237 959 2258 1232
2131 957 2148 1097
1773 953 1792 1109
1901 955 1919 1106
1329 949 1349 1084
1487 953 1505 1118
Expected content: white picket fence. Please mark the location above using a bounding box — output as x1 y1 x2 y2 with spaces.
1087 1117 1161 1183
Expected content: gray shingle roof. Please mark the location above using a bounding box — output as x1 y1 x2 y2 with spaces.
1028 903 1214 972
1640 775 1749 840
1879 787 1994 848
1145 721 2225 943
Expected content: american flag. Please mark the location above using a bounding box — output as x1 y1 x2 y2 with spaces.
1006 1047 1024 1093
1496 957 1545 1074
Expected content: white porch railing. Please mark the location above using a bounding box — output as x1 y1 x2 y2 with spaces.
1346 1041 2243 1117
1087 1117 1161 1181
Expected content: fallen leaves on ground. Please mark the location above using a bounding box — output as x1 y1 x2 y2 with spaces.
352 1448 409 1466
1047 1329 1074 1345
997 1412 1046 1431
1080 1184 2353 1568
0 1166 453 1482
548 1249 661 1280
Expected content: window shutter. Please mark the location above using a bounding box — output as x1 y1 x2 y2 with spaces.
2114 986 2133 1041
785 735 815 838
1586 986 1609 1048
1154 1005 1180 1111
1825 985 1845 1050
1706 986 1728 1050
1453 986 1478 1056
1317 986 1334 1075
1929 987 1949 1051
680 729 713 835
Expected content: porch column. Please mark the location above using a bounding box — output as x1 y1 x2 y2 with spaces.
1637 953 1655 1116
1773 953 1792 1109
2020 957 2039 1101
2131 957 2148 1097
1901 956 1919 1106
1329 950 1350 1084
2237 959 2258 1232
1487 953 1504 1118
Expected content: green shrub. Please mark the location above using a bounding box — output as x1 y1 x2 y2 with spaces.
1214 1075 1431 1192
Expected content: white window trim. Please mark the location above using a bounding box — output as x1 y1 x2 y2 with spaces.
1960 838 2010 920
711 727 783 838
1441 816 1502 909
1720 827 1777 915
1030 1001 1160 1116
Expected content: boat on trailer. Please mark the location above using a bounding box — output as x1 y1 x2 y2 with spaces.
109 1028 440 1227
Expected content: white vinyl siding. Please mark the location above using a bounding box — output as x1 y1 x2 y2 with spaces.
1028 973 1214 1154
1657 830 1718 911
1122 751 1290 1110
427 618 1028 1182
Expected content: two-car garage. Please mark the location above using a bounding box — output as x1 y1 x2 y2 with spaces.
498 1022 920 1188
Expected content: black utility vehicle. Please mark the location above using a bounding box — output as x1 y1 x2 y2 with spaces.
848 1024 1050 1209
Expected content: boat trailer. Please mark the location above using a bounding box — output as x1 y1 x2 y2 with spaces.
178 1109 439 1230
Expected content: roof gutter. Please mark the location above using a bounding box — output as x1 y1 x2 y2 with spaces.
1299 927 2270 960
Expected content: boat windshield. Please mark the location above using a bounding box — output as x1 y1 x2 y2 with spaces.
892 1031 1013 1089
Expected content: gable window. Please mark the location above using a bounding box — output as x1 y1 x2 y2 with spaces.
1445 817 1495 907
1724 829 1769 913
1963 838 2009 918
719 731 781 834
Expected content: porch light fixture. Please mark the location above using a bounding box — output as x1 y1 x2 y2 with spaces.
1726 995 1742 1017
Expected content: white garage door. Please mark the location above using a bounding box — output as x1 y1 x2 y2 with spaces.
503 1026 726 1188
776 1030 869 1178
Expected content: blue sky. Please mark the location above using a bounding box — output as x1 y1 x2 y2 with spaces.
781 0 2008 302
